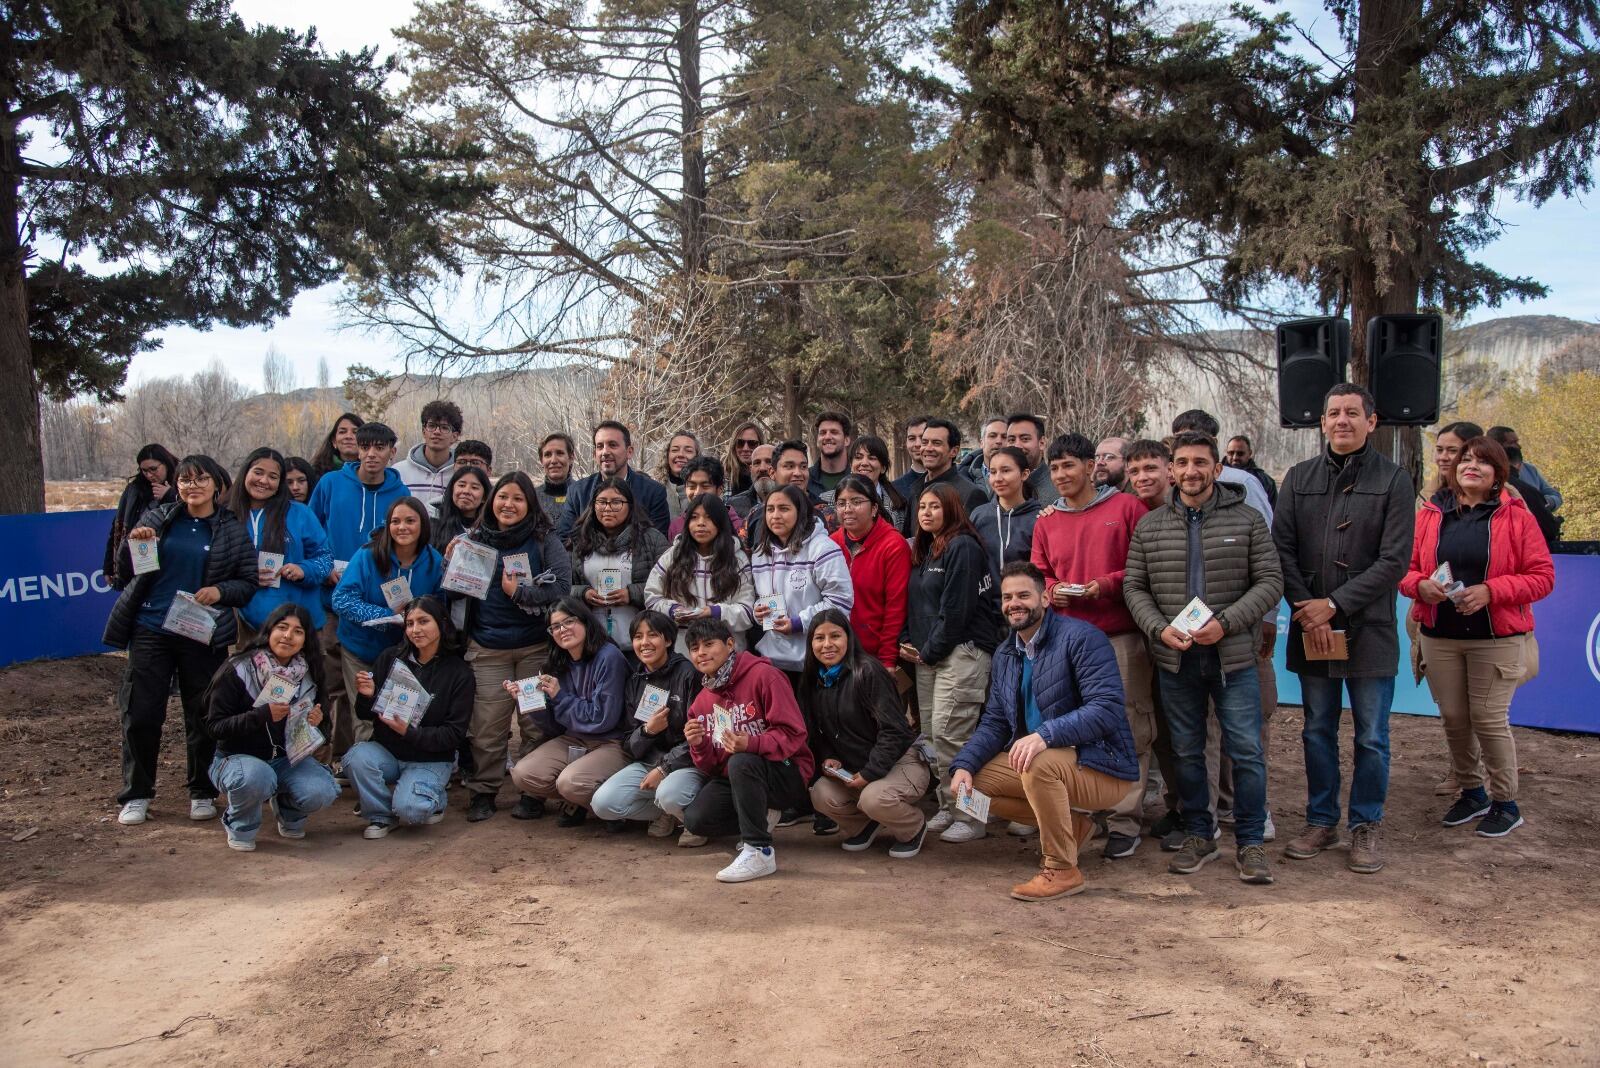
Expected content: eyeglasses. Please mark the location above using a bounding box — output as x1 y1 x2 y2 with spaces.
176 474 213 488
457 458 488 469
834 496 873 510
1095 452 1121 462
594 498 627 510
139 465 164 477
549 618 582 634
423 421 456 432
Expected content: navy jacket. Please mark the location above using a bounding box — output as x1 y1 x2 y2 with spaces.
949 610 1137 782
559 467 671 540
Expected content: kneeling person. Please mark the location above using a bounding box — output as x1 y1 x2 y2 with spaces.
680 618 814 882
948 563 1137 902
799 610 931 859
346 596 474 838
204 604 341 851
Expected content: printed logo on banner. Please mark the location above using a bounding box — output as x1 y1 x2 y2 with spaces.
1588 610 1600 685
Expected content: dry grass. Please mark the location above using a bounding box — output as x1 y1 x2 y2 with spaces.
45 481 123 512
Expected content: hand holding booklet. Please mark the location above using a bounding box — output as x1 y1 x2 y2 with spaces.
257 551 284 588
514 677 546 713
373 659 432 728
1170 596 1214 636
1431 561 1466 599
285 696 324 765
442 539 497 599
954 783 991 823
129 538 161 576
634 683 669 722
161 590 221 644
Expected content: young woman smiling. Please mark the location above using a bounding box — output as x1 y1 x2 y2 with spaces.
570 475 669 642
970 446 1043 581
645 494 755 653
225 447 334 650
203 603 340 851
829 474 912 674
748 484 854 674
431 465 492 552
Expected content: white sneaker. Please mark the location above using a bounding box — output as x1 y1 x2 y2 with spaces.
277 820 305 840
716 844 778 883
363 823 390 840
926 809 956 834
118 799 151 825
939 818 987 843
426 811 446 826
1263 812 1277 842
226 836 256 852
1006 821 1038 837
647 813 677 838
189 798 218 821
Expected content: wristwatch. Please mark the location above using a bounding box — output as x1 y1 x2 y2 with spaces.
1326 597 1337 615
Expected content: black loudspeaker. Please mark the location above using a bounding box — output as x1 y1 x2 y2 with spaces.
1369 313 1442 425
1277 317 1349 428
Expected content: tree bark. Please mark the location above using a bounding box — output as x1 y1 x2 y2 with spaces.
0 117 46 515
677 1 707 279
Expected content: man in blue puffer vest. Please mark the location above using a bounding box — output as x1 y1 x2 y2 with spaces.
949 561 1137 903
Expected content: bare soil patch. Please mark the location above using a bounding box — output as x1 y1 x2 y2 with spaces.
1 654 1596 1066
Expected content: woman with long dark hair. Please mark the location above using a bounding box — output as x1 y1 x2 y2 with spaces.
225 447 334 649
645 493 754 652
748 484 854 672
830 474 912 673
431 465 493 551
508 595 632 826
310 411 365 476
723 420 765 497
457 471 572 822
799 610 929 858
203 603 340 850
850 435 909 529
570 474 669 641
104 455 259 826
347 596 475 838
901 482 1001 844
283 456 318 505
104 444 181 589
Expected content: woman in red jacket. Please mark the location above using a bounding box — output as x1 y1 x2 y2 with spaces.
1400 437 1554 839
830 474 912 673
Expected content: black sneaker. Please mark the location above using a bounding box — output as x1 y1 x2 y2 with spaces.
1236 844 1274 884
1168 835 1219 874
1161 826 1187 852
841 820 881 852
604 818 631 834
775 808 807 828
1104 832 1141 860
1475 803 1524 838
888 820 927 860
557 804 588 828
1442 792 1492 827
813 813 840 836
466 794 496 822
1151 810 1182 840
511 794 546 820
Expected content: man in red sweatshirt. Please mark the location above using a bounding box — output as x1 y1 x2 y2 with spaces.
1029 432 1155 859
680 617 814 883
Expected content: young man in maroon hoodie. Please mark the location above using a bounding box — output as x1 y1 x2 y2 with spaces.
679 618 814 883
1029 432 1155 860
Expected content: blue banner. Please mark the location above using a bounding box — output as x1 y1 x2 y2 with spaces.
0 509 119 667
1273 553 1600 734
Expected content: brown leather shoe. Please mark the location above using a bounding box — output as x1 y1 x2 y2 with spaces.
1010 865 1086 902
1348 822 1384 874
1284 823 1340 860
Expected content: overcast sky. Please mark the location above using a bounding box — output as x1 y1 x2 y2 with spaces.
132 0 1599 391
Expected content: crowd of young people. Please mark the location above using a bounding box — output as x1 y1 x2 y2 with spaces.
102 393 1558 897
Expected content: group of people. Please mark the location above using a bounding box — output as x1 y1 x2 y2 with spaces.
101 391 1558 898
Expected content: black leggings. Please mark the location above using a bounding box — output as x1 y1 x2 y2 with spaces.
682 752 807 848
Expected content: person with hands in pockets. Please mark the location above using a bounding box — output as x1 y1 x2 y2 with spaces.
202 603 341 851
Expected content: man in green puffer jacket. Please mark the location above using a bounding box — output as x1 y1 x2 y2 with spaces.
1124 431 1284 886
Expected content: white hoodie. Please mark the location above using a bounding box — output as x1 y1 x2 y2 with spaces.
749 523 855 670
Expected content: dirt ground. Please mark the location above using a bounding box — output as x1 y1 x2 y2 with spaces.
45 481 124 513
1 654 1596 1068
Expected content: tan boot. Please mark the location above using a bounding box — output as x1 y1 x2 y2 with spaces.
1348 822 1384 874
1284 823 1340 860
1010 865 1086 902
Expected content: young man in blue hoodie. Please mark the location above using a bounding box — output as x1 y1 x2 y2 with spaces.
308 421 407 767
949 562 1137 902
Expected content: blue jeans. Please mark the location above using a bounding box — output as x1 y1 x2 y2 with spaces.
590 762 706 822
341 740 452 827
209 751 340 844
1298 675 1395 828
1160 650 1267 845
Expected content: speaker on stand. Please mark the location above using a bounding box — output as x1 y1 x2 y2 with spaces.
1276 317 1350 428
1368 313 1442 426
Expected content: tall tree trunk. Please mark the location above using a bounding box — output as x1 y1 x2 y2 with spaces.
677 1 707 278
0 119 45 515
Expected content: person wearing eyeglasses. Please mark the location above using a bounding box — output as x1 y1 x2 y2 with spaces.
393 400 463 508
1093 437 1129 493
104 455 260 827
571 476 670 642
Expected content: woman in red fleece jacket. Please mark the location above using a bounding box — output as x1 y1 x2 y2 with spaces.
831 475 912 672
1400 437 1554 840
679 617 813 884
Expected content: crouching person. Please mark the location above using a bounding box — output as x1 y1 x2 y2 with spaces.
679 618 814 882
589 611 707 842
347 596 474 838
799 609 931 859
948 563 1137 901
204 604 341 851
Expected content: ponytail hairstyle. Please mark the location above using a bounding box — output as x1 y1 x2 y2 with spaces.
987 445 1037 501
663 493 741 605
225 447 291 553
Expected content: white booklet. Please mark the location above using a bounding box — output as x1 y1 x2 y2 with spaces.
380 574 413 612
598 567 625 598
129 538 161 576
514 676 547 713
254 672 298 707
1431 561 1466 598
712 705 735 748
331 559 349 583
757 594 785 631
955 784 992 823
442 539 497 599
361 614 404 627
634 683 670 722
1170 596 1214 636
502 552 531 582
161 591 220 644
285 696 324 765
258 551 285 588
373 658 432 728
825 765 857 784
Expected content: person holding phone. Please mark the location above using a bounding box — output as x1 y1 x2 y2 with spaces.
345 596 474 838
202 603 340 851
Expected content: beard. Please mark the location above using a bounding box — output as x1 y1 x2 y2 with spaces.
753 477 780 498
1007 604 1045 633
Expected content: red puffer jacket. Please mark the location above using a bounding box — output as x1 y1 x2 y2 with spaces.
1399 489 1554 637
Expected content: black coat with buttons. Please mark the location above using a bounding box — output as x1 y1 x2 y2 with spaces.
1271 445 1415 678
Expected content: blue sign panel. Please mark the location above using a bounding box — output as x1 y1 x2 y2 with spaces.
0 509 119 666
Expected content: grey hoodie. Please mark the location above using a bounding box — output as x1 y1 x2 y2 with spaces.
393 442 456 507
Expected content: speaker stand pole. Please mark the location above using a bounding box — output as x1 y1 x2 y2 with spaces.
1373 425 1424 495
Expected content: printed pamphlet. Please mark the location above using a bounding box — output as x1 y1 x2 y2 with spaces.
129 539 160 576
380 574 413 612
373 659 432 728
712 705 735 749
954 784 992 823
826 765 856 784
514 677 546 713
598 568 625 597
258 551 285 588
161 590 219 644
634 683 670 722
502 552 531 581
757 595 785 631
1170 596 1214 636
255 672 297 707
285 697 324 765
442 539 497 599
